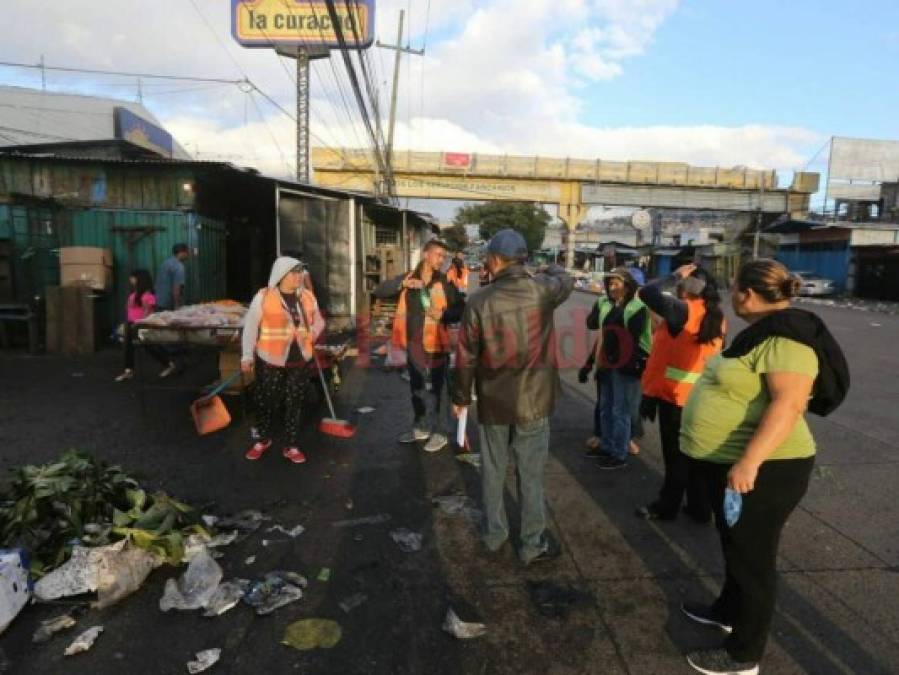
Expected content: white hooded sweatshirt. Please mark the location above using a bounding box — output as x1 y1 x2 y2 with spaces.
241 257 324 365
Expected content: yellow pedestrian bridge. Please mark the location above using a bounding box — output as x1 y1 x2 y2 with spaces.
311 147 820 264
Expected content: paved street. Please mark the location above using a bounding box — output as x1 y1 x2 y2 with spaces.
0 292 897 674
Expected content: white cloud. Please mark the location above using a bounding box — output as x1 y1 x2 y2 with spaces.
0 0 824 186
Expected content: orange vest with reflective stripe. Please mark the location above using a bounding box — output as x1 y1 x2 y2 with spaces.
255 288 319 365
641 298 725 407
446 264 469 291
391 274 450 354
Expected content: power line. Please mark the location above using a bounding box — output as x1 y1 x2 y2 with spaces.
0 59 245 85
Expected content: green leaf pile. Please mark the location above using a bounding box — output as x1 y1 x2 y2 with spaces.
0 450 205 576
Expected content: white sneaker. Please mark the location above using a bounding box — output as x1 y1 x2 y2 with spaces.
158 363 177 379
423 433 448 453
399 429 431 444
115 369 133 382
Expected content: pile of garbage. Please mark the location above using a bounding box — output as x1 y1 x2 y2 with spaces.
139 301 247 328
0 450 206 577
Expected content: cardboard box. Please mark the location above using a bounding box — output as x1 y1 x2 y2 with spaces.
61 263 113 290
59 246 114 267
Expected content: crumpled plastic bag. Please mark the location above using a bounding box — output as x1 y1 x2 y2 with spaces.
159 549 222 612
34 541 161 609
0 548 31 635
442 607 486 639
32 614 76 643
203 580 250 617
282 619 342 650
390 528 423 552
64 626 104 656
186 648 221 673
242 572 306 615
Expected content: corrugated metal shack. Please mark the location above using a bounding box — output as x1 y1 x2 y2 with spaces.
0 150 436 347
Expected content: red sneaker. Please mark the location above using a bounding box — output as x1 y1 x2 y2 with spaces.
283 447 307 464
245 439 272 460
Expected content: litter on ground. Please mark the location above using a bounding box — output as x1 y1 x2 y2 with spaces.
64 626 104 656
32 614 76 643
390 528 423 552
356 406 376 414
331 513 391 528
282 619 342 651
266 524 305 538
242 572 306 615
317 567 331 582
338 593 367 613
203 580 249 617
442 607 486 639
159 549 223 612
186 648 221 674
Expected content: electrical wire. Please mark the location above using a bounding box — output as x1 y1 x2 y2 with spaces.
0 59 245 85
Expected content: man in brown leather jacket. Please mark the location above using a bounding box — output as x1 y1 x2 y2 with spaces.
451 229 574 564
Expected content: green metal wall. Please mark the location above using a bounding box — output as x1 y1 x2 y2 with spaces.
60 209 228 324
0 204 61 304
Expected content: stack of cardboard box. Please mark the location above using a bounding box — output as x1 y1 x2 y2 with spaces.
60 247 113 290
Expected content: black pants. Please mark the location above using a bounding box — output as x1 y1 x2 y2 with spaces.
655 400 710 520
692 456 814 662
255 359 309 446
407 352 448 434
123 323 169 370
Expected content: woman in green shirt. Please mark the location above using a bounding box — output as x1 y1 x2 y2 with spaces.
679 259 849 675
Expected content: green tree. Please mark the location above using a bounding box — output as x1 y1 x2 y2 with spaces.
453 202 550 255
442 223 469 252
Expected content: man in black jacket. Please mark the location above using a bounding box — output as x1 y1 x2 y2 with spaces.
451 229 574 564
375 239 465 453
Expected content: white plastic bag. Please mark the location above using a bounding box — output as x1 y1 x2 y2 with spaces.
0 549 31 635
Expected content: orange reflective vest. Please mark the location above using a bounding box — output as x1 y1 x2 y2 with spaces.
255 288 322 365
641 298 725 407
391 274 449 354
446 264 469 291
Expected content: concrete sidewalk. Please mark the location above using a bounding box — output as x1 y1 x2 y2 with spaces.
0 336 897 674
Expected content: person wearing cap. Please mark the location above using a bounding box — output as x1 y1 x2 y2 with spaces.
240 257 325 465
586 267 652 470
635 263 726 522
452 229 574 565
375 239 465 453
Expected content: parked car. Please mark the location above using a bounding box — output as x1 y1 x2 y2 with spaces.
795 271 837 296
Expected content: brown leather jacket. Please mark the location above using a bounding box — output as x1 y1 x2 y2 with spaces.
451 263 574 425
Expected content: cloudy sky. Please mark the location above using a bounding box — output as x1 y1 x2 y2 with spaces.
2 0 898 215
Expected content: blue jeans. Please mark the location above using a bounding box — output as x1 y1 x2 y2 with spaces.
593 374 642 440
600 370 642 461
479 417 551 562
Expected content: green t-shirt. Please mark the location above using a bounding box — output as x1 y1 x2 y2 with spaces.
681 336 819 464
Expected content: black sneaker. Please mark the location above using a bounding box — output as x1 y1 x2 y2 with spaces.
686 648 758 675
635 503 677 521
524 540 562 566
597 456 627 470
584 446 605 458
681 602 733 633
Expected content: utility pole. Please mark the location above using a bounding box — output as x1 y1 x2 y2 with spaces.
295 48 310 183
378 10 424 197
276 46 328 184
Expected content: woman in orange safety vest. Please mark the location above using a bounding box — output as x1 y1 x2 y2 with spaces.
636 263 726 522
446 252 470 292
241 257 324 465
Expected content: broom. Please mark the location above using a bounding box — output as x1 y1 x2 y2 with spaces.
299 297 356 438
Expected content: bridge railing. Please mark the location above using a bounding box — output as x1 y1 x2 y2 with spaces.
309 147 816 192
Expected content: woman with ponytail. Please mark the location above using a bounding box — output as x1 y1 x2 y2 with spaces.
678 259 849 675
636 263 726 522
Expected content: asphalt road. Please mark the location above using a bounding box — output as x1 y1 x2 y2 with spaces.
0 288 896 674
